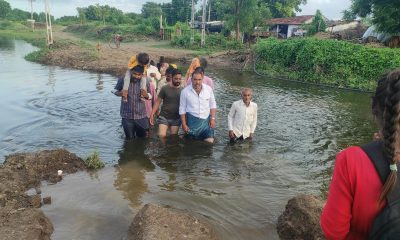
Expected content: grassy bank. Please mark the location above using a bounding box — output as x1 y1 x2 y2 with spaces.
253 38 400 90
0 20 47 48
0 20 97 63
171 33 244 53
64 21 158 42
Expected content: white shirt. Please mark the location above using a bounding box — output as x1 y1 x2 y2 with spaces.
228 100 258 139
179 83 217 119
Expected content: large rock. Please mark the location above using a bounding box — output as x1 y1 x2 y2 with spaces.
277 195 325 240
128 204 219 240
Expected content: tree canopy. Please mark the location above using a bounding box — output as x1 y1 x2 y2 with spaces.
349 0 400 34
307 10 326 35
142 2 162 18
0 0 11 19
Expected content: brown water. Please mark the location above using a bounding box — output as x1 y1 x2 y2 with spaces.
0 38 376 239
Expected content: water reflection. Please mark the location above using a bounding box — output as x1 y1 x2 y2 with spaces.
114 140 154 208
0 37 15 50
96 73 104 90
47 65 56 92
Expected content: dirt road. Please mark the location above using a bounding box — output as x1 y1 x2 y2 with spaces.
39 28 248 76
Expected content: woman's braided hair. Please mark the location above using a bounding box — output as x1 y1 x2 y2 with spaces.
372 70 400 202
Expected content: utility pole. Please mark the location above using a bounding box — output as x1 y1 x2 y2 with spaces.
190 0 195 44
28 0 35 31
29 0 34 19
208 0 211 22
201 0 207 47
44 0 53 46
160 14 164 40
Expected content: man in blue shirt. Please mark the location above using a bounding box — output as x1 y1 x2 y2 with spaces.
114 65 151 139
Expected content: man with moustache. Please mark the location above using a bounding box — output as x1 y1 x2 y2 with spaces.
150 69 183 138
179 71 217 143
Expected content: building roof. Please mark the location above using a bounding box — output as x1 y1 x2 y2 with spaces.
265 15 314 25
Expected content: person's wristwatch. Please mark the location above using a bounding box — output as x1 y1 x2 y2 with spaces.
211 117 216 120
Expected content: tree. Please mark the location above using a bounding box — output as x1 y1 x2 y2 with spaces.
349 0 400 34
97 4 110 26
77 7 86 25
84 5 98 21
161 0 197 25
7 8 30 21
221 0 259 41
0 0 11 19
142 2 162 18
260 0 307 18
342 9 356 22
307 10 326 35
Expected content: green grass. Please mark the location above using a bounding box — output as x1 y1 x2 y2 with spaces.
253 37 400 91
84 150 105 170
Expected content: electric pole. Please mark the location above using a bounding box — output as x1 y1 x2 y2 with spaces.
28 0 35 31
44 0 53 46
208 0 211 22
29 0 34 19
190 0 195 44
201 0 207 47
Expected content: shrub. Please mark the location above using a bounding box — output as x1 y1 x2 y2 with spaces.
253 38 400 90
171 33 244 51
84 150 105 170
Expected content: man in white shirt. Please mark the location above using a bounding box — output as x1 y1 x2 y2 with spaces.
228 88 257 143
179 72 217 143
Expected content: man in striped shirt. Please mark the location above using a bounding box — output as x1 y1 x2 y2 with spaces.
114 65 151 139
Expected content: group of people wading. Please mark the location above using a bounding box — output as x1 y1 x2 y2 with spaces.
113 53 257 143
112 52 400 239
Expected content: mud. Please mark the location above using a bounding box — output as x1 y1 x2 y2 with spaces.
0 149 86 240
35 30 251 77
128 203 219 240
277 194 325 240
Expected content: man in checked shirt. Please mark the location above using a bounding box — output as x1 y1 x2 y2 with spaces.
114 65 152 139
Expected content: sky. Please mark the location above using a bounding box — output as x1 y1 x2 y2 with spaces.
8 0 351 20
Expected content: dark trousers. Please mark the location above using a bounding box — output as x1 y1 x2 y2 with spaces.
230 135 244 144
122 118 149 140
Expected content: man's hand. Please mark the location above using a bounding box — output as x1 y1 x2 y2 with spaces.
182 124 190 133
229 130 236 139
209 118 216 128
248 133 254 141
150 73 156 78
140 89 149 99
149 113 155 126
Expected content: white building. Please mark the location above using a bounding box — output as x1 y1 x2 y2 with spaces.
264 15 315 39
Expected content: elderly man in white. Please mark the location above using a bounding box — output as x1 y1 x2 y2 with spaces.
179 71 217 143
228 88 258 142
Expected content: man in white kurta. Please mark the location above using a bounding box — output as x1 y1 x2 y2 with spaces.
228 88 257 142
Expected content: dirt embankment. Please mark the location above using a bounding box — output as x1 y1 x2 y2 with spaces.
0 149 86 240
35 30 250 77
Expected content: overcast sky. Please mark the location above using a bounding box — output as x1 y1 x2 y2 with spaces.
8 0 351 20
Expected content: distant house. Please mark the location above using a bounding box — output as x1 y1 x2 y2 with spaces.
326 20 361 33
264 15 315 39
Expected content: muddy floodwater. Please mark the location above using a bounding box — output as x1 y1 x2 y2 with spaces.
0 38 376 239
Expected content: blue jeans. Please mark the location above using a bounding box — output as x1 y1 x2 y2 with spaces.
122 118 149 139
